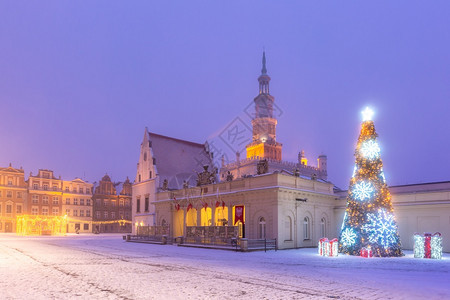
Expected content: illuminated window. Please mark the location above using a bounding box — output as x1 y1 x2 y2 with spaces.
303 217 310 240
42 208 49 216
104 211 108 219
32 195 39 204
120 200 124 207
73 210 78 217
66 209 70 216
42 196 49 205
52 196 59 205
80 210 84 217
31 207 38 215
52 208 59 216
74 198 78 205
103 200 108 207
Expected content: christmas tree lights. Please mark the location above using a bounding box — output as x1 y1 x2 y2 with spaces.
339 107 403 257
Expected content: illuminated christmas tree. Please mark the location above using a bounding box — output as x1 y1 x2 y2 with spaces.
339 107 403 257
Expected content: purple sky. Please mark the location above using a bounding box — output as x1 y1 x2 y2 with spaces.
1 1 449 189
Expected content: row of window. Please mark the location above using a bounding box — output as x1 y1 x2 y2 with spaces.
0 191 23 198
65 209 91 217
32 195 60 205
94 211 130 219
0 204 22 214
95 199 130 207
282 216 327 241
65 198 91 206
31 207 59 216
64 186 91 194
30 183 92 194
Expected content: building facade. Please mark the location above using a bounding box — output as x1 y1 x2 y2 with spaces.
0 164 27 232
93 175 132 233
62 178 93 233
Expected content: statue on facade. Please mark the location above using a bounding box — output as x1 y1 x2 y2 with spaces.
293 168 300 177
257 159 269 175
196 165 217 186
162 179 169 190
226 171 234 182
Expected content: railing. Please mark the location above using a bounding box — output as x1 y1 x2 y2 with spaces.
247 239 277 252
127 235 173 244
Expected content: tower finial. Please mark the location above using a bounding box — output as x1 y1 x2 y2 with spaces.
261 51 267 75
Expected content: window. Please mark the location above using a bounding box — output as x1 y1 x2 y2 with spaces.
74 198 78 205
0 205 1 213
80 210 84 217
149 171 152 178
52 185 58 191
320 217 326 238
0 191 2 197
73 210 78 216
120 200 124 207
32 195 39 204
66 209 70 216
7 191 12 198
104 211 108 219
285 216 292 241
138 174 141 182
65 187 69 192
86 188 90 194
52 196 59 205
103 200 108 207
95 199 101 206
111 200 116 207
43 184 48 191
66 198 70 205
136 198 141 213
96 211 100 219
87 199 91 206
6 205 12 214
79 187 83 194
258 217 266 239
8 178 13 186
52 208 59 216
31 207 38 215
111 211 116 219
17 192 22 198
145 197 149 212
125 211 130 219
80 199 85 206
83 224 89 230
126 200 130 207
86 210 91 217
33 183 38 189
16 205 22 214
42 208 49 216
303 217 310 240
42 196 49 205
119 211 124 219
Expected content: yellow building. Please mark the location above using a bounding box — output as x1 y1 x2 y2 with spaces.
0 164 27 232
62 178 93 233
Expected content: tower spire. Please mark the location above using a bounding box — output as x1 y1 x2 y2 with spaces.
261 51 267 75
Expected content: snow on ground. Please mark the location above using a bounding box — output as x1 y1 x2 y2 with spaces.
0 234 449 300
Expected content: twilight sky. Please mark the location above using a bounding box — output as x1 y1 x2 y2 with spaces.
1 1 449 189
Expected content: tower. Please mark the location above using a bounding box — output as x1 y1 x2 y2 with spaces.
246 52 283 160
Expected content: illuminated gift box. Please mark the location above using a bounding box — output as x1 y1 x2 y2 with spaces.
414 232 442 259
360 246 373 258
318 238 338 257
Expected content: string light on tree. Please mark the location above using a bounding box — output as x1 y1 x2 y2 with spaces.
353 181 374 201
360 140 380 160
339 107 403 257
363 209 398 249
341 228 357 246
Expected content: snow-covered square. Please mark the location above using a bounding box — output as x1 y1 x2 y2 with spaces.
1 234 449 299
